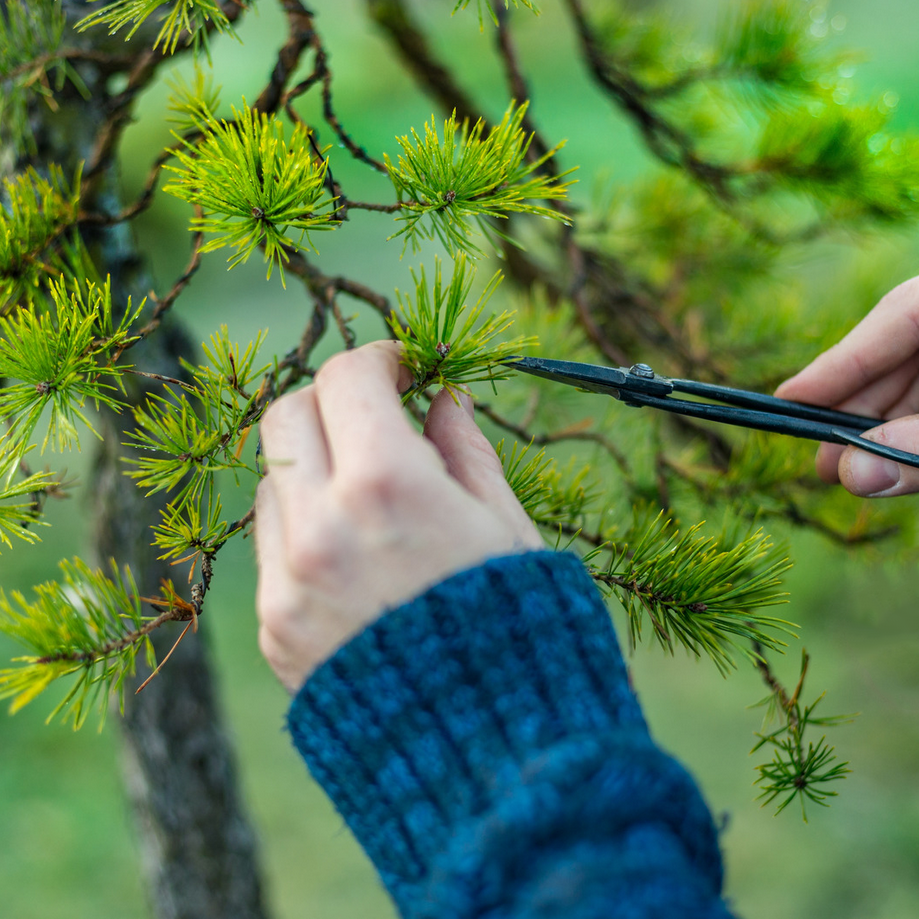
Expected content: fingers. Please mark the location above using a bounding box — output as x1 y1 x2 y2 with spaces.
776 277 919 408
837 416 919 497
423 388 543 546
259 384 331 484
314 341 423 477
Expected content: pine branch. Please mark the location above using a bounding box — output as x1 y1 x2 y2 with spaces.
0 165 82 312
0 557 171 727
0 275 140 453
386 102 574 255
590 513 795 675
163 101 337 282
123 326 266 508
751 651 854 820
77 0 238 56
498 439 596 527
389 254 536 398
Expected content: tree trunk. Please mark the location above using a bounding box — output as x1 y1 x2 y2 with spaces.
3 3 270 917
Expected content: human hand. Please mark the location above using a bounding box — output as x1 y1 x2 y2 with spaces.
254 340 544 693
775 276 919 497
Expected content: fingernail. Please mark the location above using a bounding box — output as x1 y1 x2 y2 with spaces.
458 391 475 418
848 451 901 496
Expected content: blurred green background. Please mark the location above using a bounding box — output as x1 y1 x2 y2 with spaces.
3 1 919 917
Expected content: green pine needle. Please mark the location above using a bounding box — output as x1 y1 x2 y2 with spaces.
0 0 88 153
77 0 235 55
124 325 265 508
0 165 82 313
152 481 228 565
453 0 539 30
389 254 537 399
595 513 796 674
499 439 595 526
751 654 855 820
385 102 574 256
0 276 139 454
163 103 337 282
0 557 154 728
0 452 56 547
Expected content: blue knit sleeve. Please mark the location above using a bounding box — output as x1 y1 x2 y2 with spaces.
287 551 738 919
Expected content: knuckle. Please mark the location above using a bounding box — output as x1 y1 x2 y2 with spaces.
286 526 342 582
336 464 414 516
315 348 361 387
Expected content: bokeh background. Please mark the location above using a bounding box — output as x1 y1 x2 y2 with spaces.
3 1 919 917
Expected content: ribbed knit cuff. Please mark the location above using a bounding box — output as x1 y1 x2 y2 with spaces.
287 551 727 918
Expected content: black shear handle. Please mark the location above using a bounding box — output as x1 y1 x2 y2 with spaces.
623 390 919 471
670 378 885 430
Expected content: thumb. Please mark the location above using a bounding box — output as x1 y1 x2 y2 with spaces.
839 416 919 497
423 388 541 541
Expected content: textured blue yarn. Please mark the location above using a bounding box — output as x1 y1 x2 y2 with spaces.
288 551 737 918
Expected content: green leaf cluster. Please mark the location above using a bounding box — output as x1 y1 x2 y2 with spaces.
752 653 854 820
499 439 595 528
124 326 266 509
585 0 919 233
0 458 57 548
164 103 336 281
385 102 573 256
0 165 81 313
0 0 87 153
0 557 153 728
389 254 536 398
152 477 227 567
453 0 539 30
0 275 139 453
77 0 235 55
592 513 795 674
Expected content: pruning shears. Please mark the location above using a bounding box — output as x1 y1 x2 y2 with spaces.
509 356 919 470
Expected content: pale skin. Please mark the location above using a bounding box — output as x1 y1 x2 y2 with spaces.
254 341 543 693
776 275 919 498
255 280 919 690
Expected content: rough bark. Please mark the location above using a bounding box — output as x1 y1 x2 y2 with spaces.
2 3 270 917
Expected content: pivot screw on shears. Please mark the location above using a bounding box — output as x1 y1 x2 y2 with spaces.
629 363 655 379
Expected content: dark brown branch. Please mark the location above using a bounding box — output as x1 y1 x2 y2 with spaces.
35 603 189 667
363 0 480 125
254 0 316 115
475 399 633 477
81 1 248 202
494 7 555 169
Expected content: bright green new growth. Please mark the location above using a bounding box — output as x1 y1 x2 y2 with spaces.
0 276 140 454
0 557 153 728
385 103 574 256
0 460 56 548
124 327 267 511
389 254 536 399
77 0 235 55
453 0 540 30
0 166 82 313
499 440 595 528
591 513 795 676
164 102 336 283
152 478 228 568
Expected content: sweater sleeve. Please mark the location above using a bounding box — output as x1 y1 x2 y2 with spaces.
287 551 737 919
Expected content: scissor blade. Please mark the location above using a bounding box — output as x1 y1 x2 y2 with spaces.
508 356 672 399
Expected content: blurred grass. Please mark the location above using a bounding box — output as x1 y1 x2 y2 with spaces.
3 1 919 917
